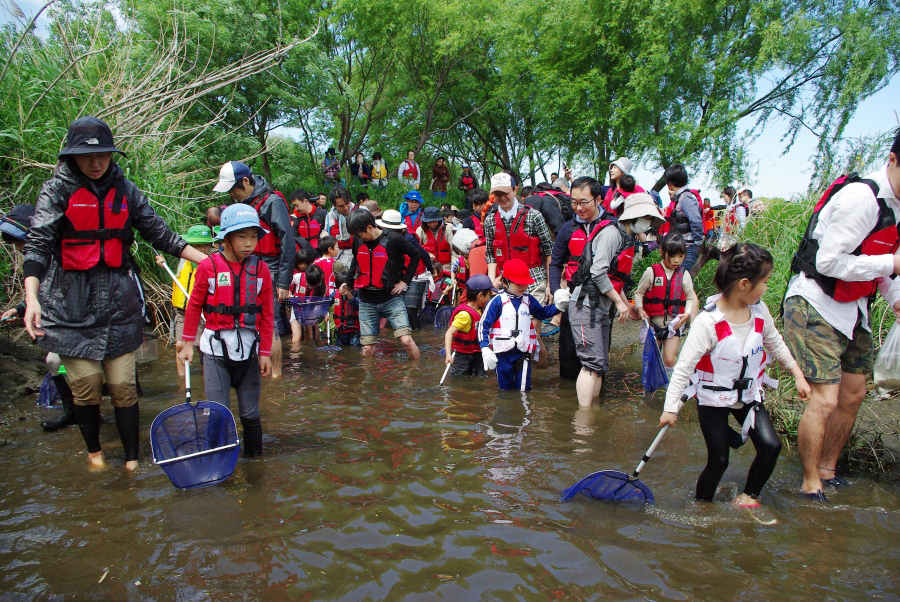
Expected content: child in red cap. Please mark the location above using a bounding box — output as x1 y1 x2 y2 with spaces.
478 259 558 389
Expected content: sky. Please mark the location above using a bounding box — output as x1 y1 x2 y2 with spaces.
5 0 899 202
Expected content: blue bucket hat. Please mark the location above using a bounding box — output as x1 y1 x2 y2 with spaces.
215 203 268 241
402 190 423 203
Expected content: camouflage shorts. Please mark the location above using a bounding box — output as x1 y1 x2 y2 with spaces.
782 296 873 384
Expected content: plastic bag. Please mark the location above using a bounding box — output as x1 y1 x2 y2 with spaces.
874 322 900 390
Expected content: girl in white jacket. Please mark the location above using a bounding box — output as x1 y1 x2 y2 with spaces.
660 243 811 509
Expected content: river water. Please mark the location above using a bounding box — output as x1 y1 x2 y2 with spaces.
1 327 899 600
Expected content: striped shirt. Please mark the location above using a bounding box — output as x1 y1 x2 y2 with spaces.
484 200 554 285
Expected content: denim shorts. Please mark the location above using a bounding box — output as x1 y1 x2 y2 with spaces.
358 295 412 345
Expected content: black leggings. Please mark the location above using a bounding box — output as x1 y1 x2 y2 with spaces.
696 403 782 501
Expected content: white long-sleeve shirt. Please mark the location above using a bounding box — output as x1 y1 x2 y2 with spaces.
785 167 900 339
398 160 421 188
663 300 797 413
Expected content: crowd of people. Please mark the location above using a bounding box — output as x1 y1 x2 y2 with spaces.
4 115 900 511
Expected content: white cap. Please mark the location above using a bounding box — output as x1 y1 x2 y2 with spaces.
489 172 515 193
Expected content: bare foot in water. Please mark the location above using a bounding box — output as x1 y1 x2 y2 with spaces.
87 451 106 470
125 460 138 471
732 493 760 508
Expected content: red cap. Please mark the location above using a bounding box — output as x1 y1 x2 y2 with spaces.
502 259 534 285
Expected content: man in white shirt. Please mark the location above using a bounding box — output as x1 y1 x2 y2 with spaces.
783 128 900 500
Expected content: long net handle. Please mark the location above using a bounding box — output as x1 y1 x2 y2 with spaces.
439 351 455 385
520 352 530 392
632 425 669 478
162 261 189 298
184 360 191 404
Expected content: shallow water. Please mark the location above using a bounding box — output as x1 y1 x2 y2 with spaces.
2 327 899 600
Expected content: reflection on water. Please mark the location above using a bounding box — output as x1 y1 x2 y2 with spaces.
1 329 899 599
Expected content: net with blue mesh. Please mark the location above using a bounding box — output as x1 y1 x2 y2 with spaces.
434 306 454 328
560 470 655 503
150 401 240 489
37 372 60 406
288 296 333 326
642 323 669 393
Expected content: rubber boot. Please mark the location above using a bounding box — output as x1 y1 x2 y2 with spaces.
74 404 102 453
41 376 77 432
114 403 140 462
241 417 263 457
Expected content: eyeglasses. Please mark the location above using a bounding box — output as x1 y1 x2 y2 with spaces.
571 199 595 208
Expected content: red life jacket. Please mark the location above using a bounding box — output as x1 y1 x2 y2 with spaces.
460 174 476 190
404 212 423 233
334 294 359 333
401 160 419 180
329 220 353 250
61 182 132 270
252 192 290 257
293 211 321 249
291 271 310 298
643 263 687 317
450 304 482 353
791 174 899 302
355 236 390 289
665 189 706 237
725 203 749 226
313 257 336 295
565 220 634 292
202 253 262 331
492 207 542 269
423 225 452 265
456 256 469 284
471 213 484 240
430 278 451 303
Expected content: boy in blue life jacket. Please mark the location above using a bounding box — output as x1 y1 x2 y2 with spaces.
479 259 559 390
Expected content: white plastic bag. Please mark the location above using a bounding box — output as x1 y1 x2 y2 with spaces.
874 322 900 390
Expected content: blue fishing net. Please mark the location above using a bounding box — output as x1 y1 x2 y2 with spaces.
560 470 655 503
419 303 438 324
434 306 454 328
150 401 240 489
289 296 333 326
642 325 669 393
37 372 60 407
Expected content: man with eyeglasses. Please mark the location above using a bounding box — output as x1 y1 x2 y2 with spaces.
549 176 617 381
484 171 554 304
214 160 295 378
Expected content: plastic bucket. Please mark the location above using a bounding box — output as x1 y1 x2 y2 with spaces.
135 333 159 363
402 280 428 310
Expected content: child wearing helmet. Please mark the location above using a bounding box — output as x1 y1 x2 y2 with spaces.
478 259 559 390
178 204 275 458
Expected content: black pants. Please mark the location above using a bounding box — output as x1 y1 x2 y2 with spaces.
696 403 782 501
559 311 582 380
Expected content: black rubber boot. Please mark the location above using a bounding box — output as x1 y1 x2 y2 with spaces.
41 376 77 432
114 403 140 462
74 404 102 453
241 417 263 457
